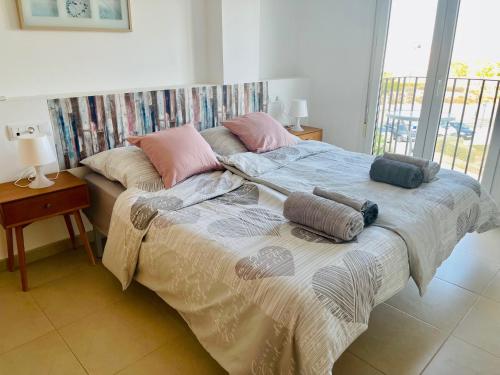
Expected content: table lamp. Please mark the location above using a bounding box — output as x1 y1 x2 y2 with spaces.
290 99 308 131
17 134 56 189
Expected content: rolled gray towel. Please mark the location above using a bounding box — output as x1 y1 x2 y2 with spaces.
313 187 366 212
383 152 439 182
284 192 364 241
313 187 378 226
370 157 424 189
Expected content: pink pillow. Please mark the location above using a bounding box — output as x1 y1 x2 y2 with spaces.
127 124 222 189
223 112 298 153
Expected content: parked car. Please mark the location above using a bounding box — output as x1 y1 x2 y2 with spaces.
378 123 415 142
449 121 474 139
438 123 457 137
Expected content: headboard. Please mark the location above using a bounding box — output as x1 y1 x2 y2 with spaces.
47 81 268 169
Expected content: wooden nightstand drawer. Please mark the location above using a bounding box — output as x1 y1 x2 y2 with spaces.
287 125 323 142
1 185 89 227
298 131 322 141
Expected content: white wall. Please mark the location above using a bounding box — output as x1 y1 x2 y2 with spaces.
260 0 377 151
298 0 376 151
259 0 300 80
221 0 261 84
0 0 197 98
190 0 224 83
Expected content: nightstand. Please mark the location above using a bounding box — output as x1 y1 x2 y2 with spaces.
287 125 323 141
0 171 96 291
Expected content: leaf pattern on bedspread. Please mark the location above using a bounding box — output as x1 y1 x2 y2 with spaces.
441 170 481 197
262 146 301 161
130 196 184 230
195 173 234 195
290 226 336 244
312 250 382 324
457 203 480 240
208 208 285 237
153 206 201 229
213 184 259 206
235 246 295 280
413 185 455 210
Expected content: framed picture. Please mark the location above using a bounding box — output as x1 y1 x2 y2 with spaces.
16 0 132 32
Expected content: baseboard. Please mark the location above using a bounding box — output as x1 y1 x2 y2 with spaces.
0 231 95 272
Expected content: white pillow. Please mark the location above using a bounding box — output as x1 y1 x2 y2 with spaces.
81 146 163 191
200 126 248 156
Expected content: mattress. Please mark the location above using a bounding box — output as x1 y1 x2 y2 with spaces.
83 173 125 235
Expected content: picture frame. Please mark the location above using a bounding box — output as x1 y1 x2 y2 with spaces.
16 0 132 32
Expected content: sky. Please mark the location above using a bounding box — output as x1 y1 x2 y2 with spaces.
384 0 500 77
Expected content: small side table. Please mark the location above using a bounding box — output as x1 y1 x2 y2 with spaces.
287 125 323 141
0 171 96 291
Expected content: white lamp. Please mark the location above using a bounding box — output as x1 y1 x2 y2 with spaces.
17 135 56 189
290 99 308 131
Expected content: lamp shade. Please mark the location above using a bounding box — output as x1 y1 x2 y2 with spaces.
289 99 308 118
17 135 56 166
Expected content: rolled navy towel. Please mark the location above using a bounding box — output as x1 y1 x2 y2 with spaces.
362 201 379 226
313 187 379 226
383 152 439 182
370 157 424 189
284 192 364 241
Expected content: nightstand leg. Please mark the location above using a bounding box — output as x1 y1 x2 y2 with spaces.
73 210 96 266
63 214 76 249
6 228 14 272
14 226 28 292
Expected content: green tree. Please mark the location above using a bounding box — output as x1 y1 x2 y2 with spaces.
450 61 469 77
475 62 495 78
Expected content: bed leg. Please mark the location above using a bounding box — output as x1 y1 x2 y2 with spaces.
94 229 105 258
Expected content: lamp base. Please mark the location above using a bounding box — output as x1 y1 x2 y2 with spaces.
28 166 54 189
291 118 304 132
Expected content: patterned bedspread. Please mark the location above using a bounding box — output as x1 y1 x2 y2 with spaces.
220 141 500 295
103 170 409 374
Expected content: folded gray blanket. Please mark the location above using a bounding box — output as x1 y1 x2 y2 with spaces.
313 187 378 226
383 152 440 182
370 157 424 189
283 192 364 241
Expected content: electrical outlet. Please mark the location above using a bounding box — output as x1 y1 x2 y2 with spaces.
7 124 42 140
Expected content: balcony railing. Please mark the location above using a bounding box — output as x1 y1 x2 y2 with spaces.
372 76 499 180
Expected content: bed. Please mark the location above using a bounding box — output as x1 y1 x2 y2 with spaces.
48 86 498 373
77 141 499 374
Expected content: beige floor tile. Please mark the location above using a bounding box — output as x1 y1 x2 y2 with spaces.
483 271 500 303
332 351 383 375
349 303 447 375
0 270 18 291
0 331 86 375
117 327 226 375
31 264 124 328
0 289 54 355
436 241 499 293
423 336 500 375
456 229 500 266
59 281 191 375
386 278 477 333
453 297 500 357
25 249 92 289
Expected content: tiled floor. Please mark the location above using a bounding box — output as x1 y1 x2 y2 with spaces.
0 229 499 374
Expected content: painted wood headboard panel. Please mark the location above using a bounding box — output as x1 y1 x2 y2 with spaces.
47 81 268 169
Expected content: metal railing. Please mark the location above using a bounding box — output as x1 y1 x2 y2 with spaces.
372 76 500 180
